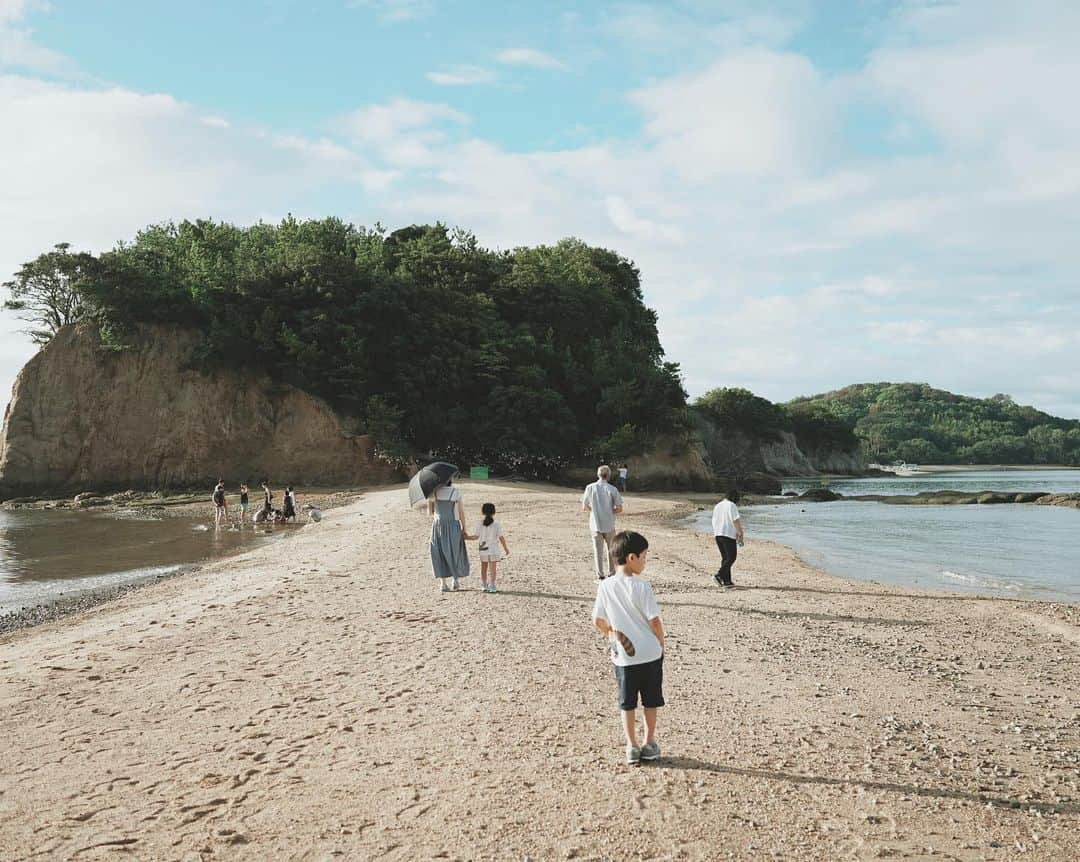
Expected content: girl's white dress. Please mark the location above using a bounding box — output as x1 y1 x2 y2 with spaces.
474 520 504 562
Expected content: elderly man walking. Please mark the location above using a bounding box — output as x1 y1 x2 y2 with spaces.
581 464 624 581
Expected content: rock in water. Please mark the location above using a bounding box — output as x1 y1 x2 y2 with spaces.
799 488 841 502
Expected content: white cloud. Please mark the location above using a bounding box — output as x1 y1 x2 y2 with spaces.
346 0 433 23
605 196 683 243
425 65 495 86
629 49 835 180
603 2 803 53
496 48 566 70
335 98 468 166
0 0 73 74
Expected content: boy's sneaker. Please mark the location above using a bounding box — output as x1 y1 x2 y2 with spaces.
713 573 724 588
440 580 450 593
625 745 642 765
640 741 661 761
723 581 736 589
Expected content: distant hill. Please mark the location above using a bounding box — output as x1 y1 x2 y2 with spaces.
788 383 1080 465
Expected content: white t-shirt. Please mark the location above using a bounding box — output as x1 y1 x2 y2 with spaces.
591 574 663 667
433 486 461 502
473 520 503 557
581 480 623 533
618 467 628 480
712 499 741 539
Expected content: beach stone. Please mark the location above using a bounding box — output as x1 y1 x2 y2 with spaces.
799 488 840 502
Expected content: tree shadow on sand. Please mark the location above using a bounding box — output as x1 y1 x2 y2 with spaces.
496 590 929 628
654 756 1079 815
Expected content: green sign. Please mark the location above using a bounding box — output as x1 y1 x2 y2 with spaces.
469 465 489 480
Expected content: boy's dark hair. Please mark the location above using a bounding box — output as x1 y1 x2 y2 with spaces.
727 488 741 504
481 502 496 526
611 530 649 565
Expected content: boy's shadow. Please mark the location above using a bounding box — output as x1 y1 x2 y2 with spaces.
651 756 1079 815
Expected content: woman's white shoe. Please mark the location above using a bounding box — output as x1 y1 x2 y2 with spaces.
440 580 450 592
451 577 460 591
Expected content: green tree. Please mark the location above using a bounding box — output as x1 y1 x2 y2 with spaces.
693 387 789 439
3 243 97 344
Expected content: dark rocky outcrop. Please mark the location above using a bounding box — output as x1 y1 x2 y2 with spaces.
799 488 841 502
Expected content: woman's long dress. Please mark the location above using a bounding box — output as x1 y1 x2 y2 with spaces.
430 494 469 580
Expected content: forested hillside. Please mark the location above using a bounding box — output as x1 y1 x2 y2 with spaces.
4 219 686 474
789 383 1080 465
3 218 883 481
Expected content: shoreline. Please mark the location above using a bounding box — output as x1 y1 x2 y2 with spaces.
0 487 369 636
5 483 1076 638
2 481 1078 859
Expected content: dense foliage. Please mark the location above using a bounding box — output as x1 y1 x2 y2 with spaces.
789 383 1080 465
692 387 859 453
9 218 688 473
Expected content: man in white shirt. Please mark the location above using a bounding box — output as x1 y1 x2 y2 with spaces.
711 489 744 588
581 464 624 580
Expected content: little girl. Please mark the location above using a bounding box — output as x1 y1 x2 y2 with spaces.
472 503 510 593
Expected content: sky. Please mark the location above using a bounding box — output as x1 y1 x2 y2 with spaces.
1 0 1079 418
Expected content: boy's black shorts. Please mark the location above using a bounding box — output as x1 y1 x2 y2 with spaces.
613 657 664 711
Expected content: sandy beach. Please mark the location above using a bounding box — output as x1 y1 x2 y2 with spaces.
1 481 1078 861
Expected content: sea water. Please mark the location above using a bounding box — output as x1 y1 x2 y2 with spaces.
0 508 280 613
687 470 1080 602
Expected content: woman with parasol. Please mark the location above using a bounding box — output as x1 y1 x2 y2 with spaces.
410 462 471 592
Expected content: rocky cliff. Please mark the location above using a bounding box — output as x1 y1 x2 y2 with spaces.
761 431 866 476
695 418 865 481
0 324 401 498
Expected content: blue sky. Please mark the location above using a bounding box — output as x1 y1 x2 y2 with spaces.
2 0 1079 418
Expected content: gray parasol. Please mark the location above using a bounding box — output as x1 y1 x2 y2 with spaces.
408 461 459 507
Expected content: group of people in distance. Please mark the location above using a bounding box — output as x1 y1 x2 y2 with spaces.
211 479 301 527
427 462 745 764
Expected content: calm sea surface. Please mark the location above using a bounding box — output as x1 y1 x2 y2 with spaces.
0 509 285 613
688 469 1080 602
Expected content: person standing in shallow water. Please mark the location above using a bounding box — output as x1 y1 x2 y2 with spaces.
238 483 249 524
212 480 228 527
429 479 470 592
712 489 744 589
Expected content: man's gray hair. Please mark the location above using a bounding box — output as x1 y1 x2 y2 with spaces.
598 464 611 479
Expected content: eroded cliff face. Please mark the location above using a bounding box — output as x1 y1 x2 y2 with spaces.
760 431 866 477
0 324 401 497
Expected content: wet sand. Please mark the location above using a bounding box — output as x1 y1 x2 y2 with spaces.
1 481 1078 860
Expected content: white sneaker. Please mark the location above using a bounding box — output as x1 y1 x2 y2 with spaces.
440 580 450 593
488 584 497 594
451 577 460 591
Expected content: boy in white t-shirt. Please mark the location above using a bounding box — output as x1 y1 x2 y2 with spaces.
591 530 666 765
470 502 510 593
